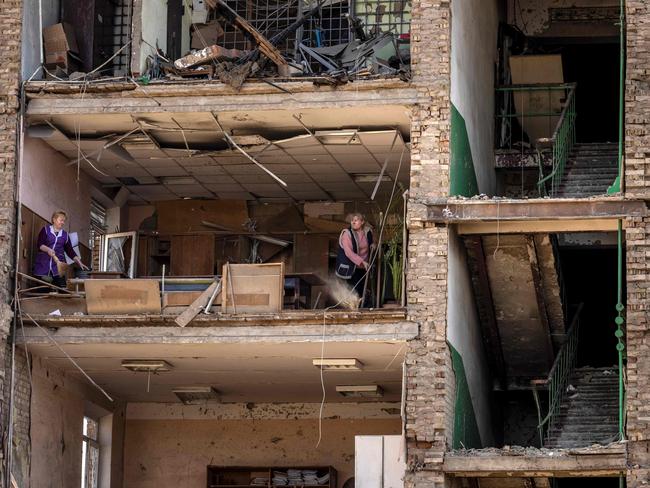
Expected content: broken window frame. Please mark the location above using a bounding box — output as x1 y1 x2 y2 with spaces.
100 231 138 278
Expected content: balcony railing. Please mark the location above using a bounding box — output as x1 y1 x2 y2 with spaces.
495 83 577 197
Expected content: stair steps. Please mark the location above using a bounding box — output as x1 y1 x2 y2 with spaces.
544 366 620 448
555 143 619 198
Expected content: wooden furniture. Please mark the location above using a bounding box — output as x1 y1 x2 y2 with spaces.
84 279 161 315
206 466 337 488
137 234 215 277
283 273 325 309
222 263 284 313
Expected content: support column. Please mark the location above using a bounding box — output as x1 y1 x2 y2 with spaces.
626 216 650 486
0 0 25 485
406 1 453 486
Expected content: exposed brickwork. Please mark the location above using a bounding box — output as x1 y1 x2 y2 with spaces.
405 1 453 487
625 1 650 198
404 225 454 488
0 0 24 484
409 0 451 202
626 216 650 486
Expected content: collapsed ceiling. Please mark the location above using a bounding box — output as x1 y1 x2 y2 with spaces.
28 107 411 203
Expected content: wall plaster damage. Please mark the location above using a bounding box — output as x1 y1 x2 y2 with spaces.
0 0 647 488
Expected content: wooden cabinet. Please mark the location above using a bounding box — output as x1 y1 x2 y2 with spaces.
137 234 215 277
171 234 215 276
206 466 337 488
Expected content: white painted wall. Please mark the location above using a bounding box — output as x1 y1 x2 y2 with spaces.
21 137 102 246
447 227 495 446
450 0 499 196
136 0 168 74
22 0 60 80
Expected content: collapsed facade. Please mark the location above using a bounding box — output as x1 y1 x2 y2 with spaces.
0 0 648 487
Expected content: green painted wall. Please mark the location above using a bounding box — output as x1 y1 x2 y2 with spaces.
449 343 483 449
450 103 479 197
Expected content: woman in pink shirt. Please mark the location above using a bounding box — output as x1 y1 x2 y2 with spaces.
335 213 374 306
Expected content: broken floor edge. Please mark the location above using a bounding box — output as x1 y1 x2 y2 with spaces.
16 321 418 344
442 443 628 478
420 197 647 223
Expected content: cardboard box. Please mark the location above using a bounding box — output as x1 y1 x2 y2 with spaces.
45 51 81 74
43 23 79 55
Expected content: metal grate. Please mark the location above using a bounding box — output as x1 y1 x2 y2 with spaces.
354 0 411 36
95 0 133 74
302 0 351 48
216 0 301 55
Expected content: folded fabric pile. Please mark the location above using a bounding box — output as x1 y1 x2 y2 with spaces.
251 477 270 486
272 471 288 486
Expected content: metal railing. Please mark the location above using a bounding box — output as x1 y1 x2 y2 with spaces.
495 83 577 197
532 303 584 447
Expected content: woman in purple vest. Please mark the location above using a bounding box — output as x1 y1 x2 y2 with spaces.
34 210 89 289
335 212 374 307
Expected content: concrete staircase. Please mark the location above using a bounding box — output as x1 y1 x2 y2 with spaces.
545 367 619 448
556 143 618 198
464 234 565 388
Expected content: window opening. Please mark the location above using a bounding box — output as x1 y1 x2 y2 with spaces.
90 199 107 271
81 417 99 488
94 0 133 75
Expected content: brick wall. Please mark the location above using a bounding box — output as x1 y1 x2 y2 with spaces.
626 216 650 486
406 1 453 487
625 1 650 198
409 0 451 202
0 0 24 484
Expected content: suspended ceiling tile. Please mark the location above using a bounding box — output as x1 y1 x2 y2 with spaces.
215 191 255 200
280 145 330 156
174 156 221 167
213 155 253 166
287 191 331 200
184 165 228 176
255 164 307 175
146 166 188 177
233 173 277 184
135 176 160 185
323 145 372 156
166 185 214 197
329 191 365 200
356 130 402 146
104 165 151 177
302 163 346 174
198 174 239 185
243 184 289 197
127 185 176 198
274 134 315 148
275 174 314 183
306 173 353 183
204 183 247 193
223 164 267 176
135 157 180 167
335 155 382 172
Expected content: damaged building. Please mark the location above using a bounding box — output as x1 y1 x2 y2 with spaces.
0 0 648 487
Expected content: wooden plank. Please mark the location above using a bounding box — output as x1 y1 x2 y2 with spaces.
293 234 329 275
174 280 220 327
85 279 161 315
163 290 207 307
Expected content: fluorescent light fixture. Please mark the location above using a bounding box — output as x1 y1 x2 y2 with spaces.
352 174 392 183
172 386 220 404
121 360 172 372
315 130 361 145
312 358 363 370
336 385 384 398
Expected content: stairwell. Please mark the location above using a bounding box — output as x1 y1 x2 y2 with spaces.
556 143 619 198
544 366 619 448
